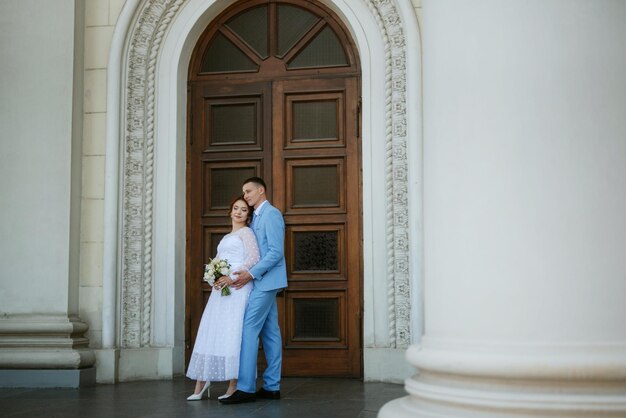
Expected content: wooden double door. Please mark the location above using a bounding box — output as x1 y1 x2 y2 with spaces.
186 0 362 377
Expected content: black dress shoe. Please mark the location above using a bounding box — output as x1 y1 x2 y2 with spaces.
256 387 281 400
218 390 256 404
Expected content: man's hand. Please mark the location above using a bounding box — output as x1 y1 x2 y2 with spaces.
231 269 253 289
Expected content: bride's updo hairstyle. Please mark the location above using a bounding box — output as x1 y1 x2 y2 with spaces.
228 195 254 225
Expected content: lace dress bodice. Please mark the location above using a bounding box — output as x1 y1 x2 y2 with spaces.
215 227 260 277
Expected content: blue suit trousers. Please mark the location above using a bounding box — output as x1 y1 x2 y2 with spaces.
237 287 282 392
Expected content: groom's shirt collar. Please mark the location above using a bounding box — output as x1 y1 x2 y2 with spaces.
254 200 268 215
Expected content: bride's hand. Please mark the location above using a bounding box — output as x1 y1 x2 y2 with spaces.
214 275 231 290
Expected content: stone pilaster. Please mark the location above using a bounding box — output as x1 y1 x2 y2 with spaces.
0 0 94 387
380 0 626 415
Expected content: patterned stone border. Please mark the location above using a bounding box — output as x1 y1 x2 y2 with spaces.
120 0 411 348
121 0 186 347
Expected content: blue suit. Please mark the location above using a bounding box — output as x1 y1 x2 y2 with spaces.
237 201 287 393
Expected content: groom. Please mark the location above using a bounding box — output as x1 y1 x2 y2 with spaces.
221 176 287 404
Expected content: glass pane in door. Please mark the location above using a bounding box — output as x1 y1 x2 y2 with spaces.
292 165 338 206
293 298 339 340
201 32 258 73
226 6 268 58
210 103 257 144
277 4 320 56
209 167 256 208
288 26 348 68
293 231 338 272
293 100 337 140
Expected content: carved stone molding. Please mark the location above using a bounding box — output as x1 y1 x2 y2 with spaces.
121 0 187 347
120 0 411 349
365 0 411 348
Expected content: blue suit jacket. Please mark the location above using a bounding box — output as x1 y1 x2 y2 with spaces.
248 202 288 291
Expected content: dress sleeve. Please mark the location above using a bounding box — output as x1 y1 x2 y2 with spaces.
239 227 260 271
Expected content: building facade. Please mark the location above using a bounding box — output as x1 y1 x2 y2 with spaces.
1 0 625 416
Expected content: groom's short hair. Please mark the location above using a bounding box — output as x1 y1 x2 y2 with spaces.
243 176 267 190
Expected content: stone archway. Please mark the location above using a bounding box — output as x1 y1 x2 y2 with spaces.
103 0 421 380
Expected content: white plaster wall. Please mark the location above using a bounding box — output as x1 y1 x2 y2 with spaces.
0 0 81 315
79 0 126 348
423 0 626 343
69 0 86 317
411 0 422 34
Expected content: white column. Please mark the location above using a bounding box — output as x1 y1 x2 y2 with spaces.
381 0 626 416
0 0 95 384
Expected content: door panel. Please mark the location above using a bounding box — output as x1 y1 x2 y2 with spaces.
286 158 345 211
286 291 347 346
202 98 263 150
286 92 344 147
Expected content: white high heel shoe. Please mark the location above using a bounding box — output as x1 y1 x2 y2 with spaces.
187 381 210 401
217 386 237 400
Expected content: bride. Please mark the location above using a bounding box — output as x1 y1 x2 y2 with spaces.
186 196 260 400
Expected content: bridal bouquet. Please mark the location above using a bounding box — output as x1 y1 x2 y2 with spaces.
203 258 232 296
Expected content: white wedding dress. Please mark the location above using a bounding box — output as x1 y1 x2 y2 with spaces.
186 226 260 382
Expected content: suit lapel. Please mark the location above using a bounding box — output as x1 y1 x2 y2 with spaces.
253 201 269 232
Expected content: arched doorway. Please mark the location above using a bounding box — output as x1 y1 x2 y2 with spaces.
185 0 362 377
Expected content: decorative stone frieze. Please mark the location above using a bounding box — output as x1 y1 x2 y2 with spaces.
121 0 187 348
364 0 411 348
